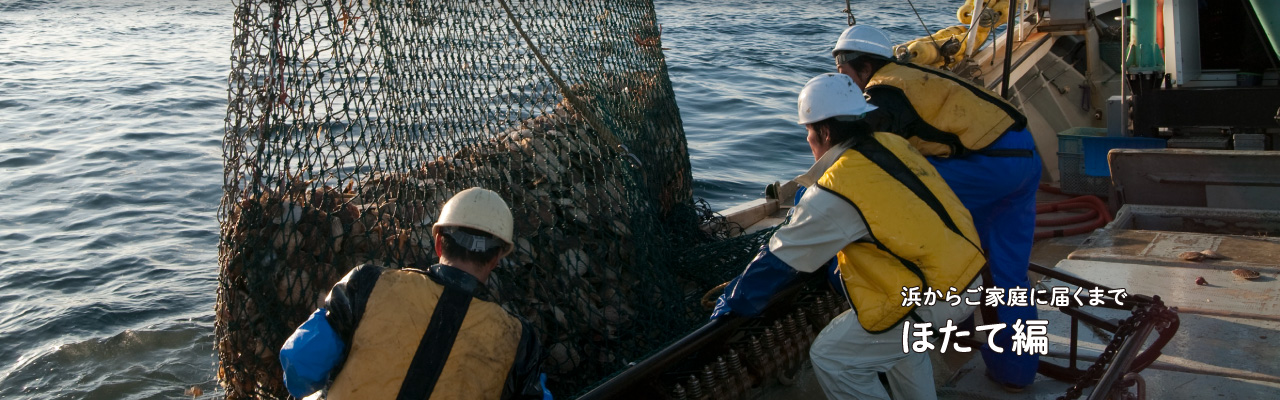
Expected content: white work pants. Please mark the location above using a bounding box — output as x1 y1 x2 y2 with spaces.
810 277 982 400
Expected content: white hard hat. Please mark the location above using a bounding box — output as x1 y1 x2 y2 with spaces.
797 73 878 125
433 187 514 249
832 25 894 60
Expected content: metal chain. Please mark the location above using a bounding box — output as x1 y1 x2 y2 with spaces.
1057 297 1174 400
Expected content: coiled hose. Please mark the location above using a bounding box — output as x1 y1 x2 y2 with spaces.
1035 184 1111 240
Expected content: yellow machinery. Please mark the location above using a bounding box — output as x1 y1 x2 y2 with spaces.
895 0 1010 68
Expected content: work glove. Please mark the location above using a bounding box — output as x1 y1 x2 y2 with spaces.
540 373 553 400
709 276 743 319
280 308 345 399
708 247 798 320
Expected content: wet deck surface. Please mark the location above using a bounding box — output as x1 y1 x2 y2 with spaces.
1069 229 1280 274
1058 259 1280 321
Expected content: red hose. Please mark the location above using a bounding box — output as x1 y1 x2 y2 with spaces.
1037 200 1112 222
1033 185 1112 240
1034 222 1103 240
1038 183 1067 195
1036 206 1098 226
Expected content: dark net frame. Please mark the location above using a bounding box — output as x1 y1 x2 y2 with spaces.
215 0 770 398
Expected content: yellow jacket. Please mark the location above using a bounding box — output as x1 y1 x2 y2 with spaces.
818 132 986 332
864 62 1027 157
324 265 541 400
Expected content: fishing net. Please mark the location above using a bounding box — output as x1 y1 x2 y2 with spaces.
215 0 767 398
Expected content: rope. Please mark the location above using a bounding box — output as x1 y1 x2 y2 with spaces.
701 281 731 310
843 0 856 26
905 0 944 58
495 0 642 168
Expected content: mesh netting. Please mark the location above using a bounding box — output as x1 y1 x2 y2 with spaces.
215 1 765 398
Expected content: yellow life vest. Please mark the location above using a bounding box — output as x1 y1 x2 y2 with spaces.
866 62 1026 157
326 268 524 400
818 132 986 333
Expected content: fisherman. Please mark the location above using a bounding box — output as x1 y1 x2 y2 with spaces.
830 24 1043 392
712 73 985 400
279 187 549 399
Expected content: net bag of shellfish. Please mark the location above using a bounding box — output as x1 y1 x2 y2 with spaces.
216 0 773 398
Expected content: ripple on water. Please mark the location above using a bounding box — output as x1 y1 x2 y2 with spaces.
0 156 49 169
73 192 128 210
47 94 103 107
0 233 31 241
0 0 54 12
82 149 131 161
135 148 200 161
0 317 217 399
0 99 28 111
21 208 70 224
62 218 102 232
81 232 130 251
173 229 216 240
119 131 171 141
113 82 166 96
0 148 61 169
7 173 68 190
170 96 224 111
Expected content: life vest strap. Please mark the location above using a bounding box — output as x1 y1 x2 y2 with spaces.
397 284 473 400
850 138 966 238
975 148 1034 158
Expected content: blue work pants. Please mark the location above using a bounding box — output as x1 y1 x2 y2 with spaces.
927 128 1042 387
